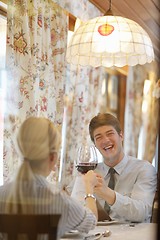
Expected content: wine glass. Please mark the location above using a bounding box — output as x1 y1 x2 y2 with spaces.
75 145 98 174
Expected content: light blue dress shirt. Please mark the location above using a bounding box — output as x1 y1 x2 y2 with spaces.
95 155 157 222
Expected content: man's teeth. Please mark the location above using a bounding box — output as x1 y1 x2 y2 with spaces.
104 145 112 150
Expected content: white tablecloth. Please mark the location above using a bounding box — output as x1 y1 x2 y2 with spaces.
61 222 157 240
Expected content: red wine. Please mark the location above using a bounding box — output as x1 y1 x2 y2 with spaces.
76 162 98 174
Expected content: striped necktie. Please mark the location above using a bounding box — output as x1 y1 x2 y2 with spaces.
104 168 116 213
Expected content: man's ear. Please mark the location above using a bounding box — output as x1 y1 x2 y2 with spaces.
119 131 124 140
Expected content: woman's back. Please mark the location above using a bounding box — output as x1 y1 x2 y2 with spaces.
0 174 97 238
0 117 98 239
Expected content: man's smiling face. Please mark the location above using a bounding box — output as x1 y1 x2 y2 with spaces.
93 125 124 166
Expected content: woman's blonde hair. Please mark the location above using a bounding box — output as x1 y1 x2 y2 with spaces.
17 117 60 161
5 117 61 214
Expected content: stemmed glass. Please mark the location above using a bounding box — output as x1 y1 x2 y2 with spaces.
75 145 98 174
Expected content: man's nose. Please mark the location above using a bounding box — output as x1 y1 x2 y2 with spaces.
101 135 110 143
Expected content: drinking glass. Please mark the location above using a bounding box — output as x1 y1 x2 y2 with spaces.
75 145 98 174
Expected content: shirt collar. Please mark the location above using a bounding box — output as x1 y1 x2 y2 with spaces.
97 154 128 176
114 155 128 175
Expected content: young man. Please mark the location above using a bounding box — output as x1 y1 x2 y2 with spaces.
88 113 157 223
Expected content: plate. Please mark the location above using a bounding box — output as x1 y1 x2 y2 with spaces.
62 230 80 238
97 219 118 226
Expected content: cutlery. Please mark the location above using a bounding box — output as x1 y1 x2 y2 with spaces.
83 233 102 240
84 230 111 239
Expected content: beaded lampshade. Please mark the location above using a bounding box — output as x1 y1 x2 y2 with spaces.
66 15 154 67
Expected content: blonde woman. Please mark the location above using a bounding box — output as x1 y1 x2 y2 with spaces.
0 117 100 239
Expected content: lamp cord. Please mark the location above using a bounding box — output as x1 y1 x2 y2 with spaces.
104 0 113 16
109 0 112 11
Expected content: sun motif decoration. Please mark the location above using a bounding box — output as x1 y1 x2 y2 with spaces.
98 24 114 36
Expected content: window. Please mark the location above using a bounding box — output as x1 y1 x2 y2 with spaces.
0 1 7 185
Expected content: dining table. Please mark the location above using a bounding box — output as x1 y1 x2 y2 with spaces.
61 221 157 240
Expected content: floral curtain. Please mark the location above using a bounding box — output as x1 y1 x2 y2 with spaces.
4 0 158 186
124 65 144 157
142 62 159 163
3 0 104 184
3 0 68 183
0 15 7 185
61 65 105 185
124 62 159 163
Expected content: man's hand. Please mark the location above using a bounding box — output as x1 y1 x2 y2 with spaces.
94 176 116 206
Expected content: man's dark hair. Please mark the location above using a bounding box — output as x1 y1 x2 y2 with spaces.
89 113 122 142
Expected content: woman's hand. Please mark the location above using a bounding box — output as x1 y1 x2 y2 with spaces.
82 170 101 220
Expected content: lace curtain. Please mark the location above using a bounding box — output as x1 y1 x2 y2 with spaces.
0 15 7 185
61 65 106 185
3 0 105 184
3 0 68 182
3 0 159 185
124 62 159 163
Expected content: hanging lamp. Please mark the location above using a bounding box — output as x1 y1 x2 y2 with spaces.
66 0 154 67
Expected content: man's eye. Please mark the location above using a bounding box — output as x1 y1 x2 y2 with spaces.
107 132 114 136
95 136 101 141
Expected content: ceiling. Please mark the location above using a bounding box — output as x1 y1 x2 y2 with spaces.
89 0 160 63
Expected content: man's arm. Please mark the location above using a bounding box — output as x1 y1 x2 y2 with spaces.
95 163 157 222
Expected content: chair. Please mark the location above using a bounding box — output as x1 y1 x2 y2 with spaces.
0 214 61 240
151 191 158 223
